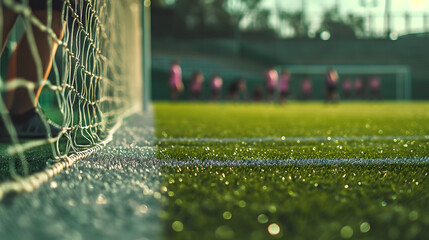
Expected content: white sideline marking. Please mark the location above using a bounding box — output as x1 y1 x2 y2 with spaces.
156 135 429 143
160 157 429 167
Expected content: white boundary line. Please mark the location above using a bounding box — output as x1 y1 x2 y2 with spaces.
160 157 429 167
156 135 429 143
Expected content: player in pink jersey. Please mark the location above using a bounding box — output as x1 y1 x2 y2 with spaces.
210 74 223 101
265 66 278 101
279 68 291 104
190 70 204 100
169 60 183 100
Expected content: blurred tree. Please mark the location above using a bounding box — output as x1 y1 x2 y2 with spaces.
152 0 232 38
241 9 277 39
223 0 260 24
223 0 262 39
318 8 365 39
345 13 365 37
248 9 271 30
152 0 262 38
279 11 310 38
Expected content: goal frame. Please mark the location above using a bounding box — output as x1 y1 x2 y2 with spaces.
276 65 412 100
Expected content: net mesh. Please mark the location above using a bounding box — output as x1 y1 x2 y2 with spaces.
0 0 143 197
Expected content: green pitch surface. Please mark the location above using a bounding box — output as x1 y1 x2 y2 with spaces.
154 102 429 240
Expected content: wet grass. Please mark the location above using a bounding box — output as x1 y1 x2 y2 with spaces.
156 139 429 161
154 102 429 240
159 164 428 240
155 102 429 139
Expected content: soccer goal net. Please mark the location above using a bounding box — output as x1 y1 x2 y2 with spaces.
0 0 146 197
276 65 411 100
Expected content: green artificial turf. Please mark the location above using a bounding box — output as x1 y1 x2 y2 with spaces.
156 139 429 161
159 164 428 240
155 102 429 138
154 102 429 240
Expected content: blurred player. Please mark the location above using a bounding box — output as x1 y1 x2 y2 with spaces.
189 70 204 100
325 68 339 103
301 76 312 100
169 60 183 100
370 75 381 100
342 77 353 99
210 74 223 101
1 1 65 141
228 77 247 101
265 66 278 101
252 86 263 102
279 68 291 104
354 77 364 99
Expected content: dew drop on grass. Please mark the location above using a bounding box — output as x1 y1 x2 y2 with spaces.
96 194 107 205
172 221 184 232
50 181 58 189
360 222 370 233
268 223 280 235
268 205 277 213
257 214 269 224
137 204 148 215
223 211 232 220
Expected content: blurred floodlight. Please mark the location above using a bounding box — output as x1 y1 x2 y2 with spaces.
320 31 331 40
389 32 398 40
308 31 316 38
